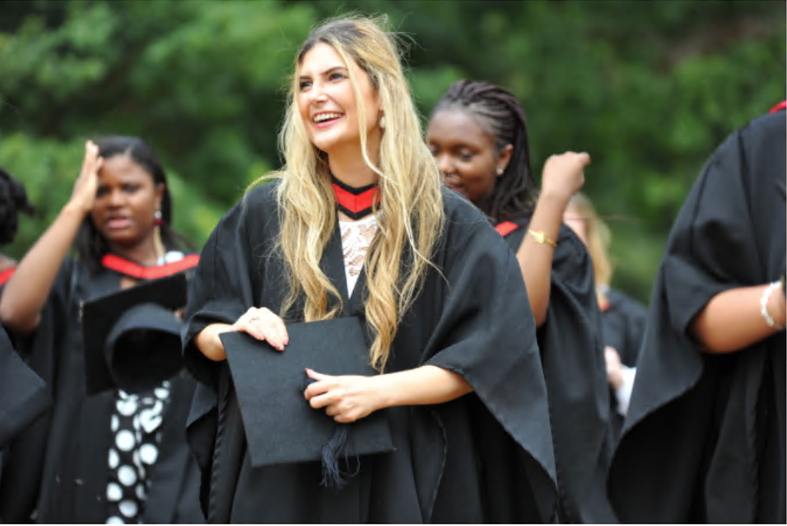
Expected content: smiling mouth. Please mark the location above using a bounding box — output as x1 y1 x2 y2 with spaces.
441 177 464 193
313 112 343 127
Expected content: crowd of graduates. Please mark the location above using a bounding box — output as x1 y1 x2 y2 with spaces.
0 14 783 524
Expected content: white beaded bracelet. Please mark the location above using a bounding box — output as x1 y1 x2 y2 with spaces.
760 281 785 330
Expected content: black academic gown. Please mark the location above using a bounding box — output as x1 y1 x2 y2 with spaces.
0 324 49 451
502 221 617 523
182 182 559 524
0 321 51 514
0 258 204 524
608 111 786 523
600 287 647 441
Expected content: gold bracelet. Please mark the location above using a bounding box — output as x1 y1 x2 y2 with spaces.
527 229 557 247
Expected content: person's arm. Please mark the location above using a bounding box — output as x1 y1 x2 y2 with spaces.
689 282 786 353
304 365 472 423
605 346 635 415
515 152 590 326
0 142 101 334
193 306 290 362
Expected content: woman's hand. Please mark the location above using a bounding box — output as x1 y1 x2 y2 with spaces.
232 307 289 350
69 140 103 214
540 151 590 204
195 307 288 361
304 368 384 423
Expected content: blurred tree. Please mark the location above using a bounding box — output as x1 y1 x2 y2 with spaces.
1 0 783 302
305 0 784 301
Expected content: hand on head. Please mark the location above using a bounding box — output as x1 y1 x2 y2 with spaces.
70 140 103 214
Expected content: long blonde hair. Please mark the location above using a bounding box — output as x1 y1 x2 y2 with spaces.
566 193 613 294
252 15 444 371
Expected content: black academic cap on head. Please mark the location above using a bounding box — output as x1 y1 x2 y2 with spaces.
220 316 395 485
82 272 188 396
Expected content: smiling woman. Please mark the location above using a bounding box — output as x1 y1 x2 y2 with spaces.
427 80 617 522
0 137 203 523
181 14 558 524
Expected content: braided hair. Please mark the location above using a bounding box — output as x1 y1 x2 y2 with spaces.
0 166 35 246
430 79 538 224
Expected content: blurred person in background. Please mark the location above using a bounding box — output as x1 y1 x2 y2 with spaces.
0 167 50 493
0 167 36 283
563 192 648 442
0 137 203 523
608 106 785 523
427 79 617 523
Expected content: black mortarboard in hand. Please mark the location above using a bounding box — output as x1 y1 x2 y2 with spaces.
219 316 395 487
82 272 188 395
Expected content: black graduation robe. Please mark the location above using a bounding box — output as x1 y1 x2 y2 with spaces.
600 287 647 441
0 324 49 451
0 258 204 524
501 221 617 523
608 111 786 523
182 182 559 523
0 318 51 513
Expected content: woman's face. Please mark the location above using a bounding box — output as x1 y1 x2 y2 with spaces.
563 203 589 247
90 154 164 250
426 108 507 204
296 42 381 156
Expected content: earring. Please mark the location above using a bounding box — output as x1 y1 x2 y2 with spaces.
154 210 163 226
496 168 504 175
379 115 386 130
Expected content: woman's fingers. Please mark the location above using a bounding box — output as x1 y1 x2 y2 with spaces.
232 307 289 350
303 369 337 409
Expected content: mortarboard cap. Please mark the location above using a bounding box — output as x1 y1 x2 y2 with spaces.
219 316 395 479
82 272 188 395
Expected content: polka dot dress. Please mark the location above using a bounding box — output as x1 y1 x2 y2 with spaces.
105 381 171 524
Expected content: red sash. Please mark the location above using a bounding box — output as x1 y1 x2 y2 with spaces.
101 253 200 280
0 267 15 286
494 221 521 237
769 101 787 114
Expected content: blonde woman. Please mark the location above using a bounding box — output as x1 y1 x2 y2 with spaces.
182 15 557 523
563 193 648 440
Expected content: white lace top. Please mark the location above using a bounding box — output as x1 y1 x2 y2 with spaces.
339 214 378 297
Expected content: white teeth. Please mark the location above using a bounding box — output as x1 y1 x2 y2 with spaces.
314 112 342 123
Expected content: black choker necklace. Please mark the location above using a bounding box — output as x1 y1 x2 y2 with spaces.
331 175 379 220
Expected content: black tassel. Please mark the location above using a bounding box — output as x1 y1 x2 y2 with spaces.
319 425 349 489
303 376 351 488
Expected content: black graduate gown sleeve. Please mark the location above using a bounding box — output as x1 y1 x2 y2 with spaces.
181 185 276 519
608 111 786 523
0 325 49 449
0 259 74 523
505 223 616 523
417 196 559 523
182 184 559 523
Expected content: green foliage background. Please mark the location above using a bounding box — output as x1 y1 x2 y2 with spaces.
1 0 784 303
